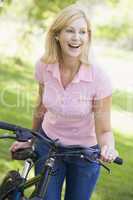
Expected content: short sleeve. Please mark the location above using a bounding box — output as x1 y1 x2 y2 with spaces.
34 59 45 84
94 66 113 100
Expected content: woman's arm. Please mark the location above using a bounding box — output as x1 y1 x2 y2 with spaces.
93 96 118 162
32 83 47 131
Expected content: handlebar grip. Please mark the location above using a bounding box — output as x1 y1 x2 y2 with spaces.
0 121 18 131
0 121 53 144
113 157 123 165
0 121 33 141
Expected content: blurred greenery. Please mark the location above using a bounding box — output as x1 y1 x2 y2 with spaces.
112 90 133 113
0 56 37 127
93 0 133 49
0 0 133 199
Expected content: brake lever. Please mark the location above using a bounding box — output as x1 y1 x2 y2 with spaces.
81 155 111 174
97 159 111 174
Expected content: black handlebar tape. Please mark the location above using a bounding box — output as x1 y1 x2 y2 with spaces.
0 121 54 145
114 157 123 165
0 121 33 141
0 121 19 131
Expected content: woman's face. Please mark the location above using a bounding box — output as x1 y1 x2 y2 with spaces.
57 17 89 59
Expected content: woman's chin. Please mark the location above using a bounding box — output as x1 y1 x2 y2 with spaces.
67 52 81 58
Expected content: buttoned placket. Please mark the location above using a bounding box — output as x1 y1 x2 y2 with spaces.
60 88 69 107
47 63 93 120
59 85 79 136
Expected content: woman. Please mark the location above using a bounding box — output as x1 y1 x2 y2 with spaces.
11 4 118 200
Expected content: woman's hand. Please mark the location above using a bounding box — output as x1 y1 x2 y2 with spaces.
100 145 119 163
10 141 32 152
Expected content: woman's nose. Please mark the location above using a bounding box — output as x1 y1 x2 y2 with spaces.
72 32 81 41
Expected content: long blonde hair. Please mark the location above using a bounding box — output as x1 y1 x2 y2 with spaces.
42 4 91 66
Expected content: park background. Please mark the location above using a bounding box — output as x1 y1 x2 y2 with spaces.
0 0 133 199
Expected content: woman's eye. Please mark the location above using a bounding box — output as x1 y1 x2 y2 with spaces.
66 29 74 33
80 31 86 34
65 29 87 34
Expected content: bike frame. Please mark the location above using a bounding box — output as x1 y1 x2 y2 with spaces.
0 120 123 200
0 142 102 200
10 147 59 200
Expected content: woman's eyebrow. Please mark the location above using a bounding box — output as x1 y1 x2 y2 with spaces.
66 26 87 30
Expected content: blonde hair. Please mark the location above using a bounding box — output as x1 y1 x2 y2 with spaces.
42 4 91 66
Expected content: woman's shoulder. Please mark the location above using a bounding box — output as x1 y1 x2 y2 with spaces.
91 61 111 81
35 58 48 83
35 57 56 71
91 61 105 72
90 62 113 99
35 57 47 70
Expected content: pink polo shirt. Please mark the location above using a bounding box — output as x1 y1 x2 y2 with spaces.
35 60 112 147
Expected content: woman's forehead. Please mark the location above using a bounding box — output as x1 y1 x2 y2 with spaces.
66 17 88 29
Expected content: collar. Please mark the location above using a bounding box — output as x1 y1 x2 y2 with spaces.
46 63 94 83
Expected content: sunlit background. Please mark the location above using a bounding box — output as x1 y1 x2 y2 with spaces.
0 0 133 199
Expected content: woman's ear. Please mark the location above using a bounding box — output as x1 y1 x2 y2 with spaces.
55 36 59 41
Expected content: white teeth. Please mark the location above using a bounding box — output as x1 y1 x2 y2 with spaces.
68 44 80 48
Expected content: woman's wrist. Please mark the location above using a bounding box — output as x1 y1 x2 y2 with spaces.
97 131 115 149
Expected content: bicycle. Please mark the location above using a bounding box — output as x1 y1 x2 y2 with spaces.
0 120 123 200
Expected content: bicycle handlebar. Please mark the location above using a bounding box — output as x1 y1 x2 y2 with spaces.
0 121 21 132
0 120 123 165
0 120 54 145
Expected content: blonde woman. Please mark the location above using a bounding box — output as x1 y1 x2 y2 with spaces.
11 4 118 200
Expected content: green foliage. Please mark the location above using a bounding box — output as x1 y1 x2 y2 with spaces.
23 0 77 21
112 90 133 113
95 19 132 43
96 25 121 41
107 0 120 6
0 56 36 127
96 23 132 42
0 0 77 22
92 0 133 49
0 0 12 14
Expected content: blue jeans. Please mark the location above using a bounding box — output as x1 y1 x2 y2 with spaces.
34 129 100 200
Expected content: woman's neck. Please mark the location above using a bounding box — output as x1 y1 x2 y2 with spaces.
60 55 81 74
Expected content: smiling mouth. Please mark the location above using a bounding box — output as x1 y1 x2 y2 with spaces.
68 44 81 48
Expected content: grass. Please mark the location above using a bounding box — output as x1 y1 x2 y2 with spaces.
0 55 133 199
112 90 133 113
91 131 133 200
0 55 37 127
